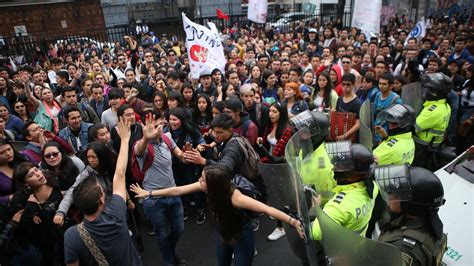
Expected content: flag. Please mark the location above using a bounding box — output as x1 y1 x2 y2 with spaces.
352 0 382 35
216 8 229 20
248 0 267 24
182 13 226 79
406 18 427 42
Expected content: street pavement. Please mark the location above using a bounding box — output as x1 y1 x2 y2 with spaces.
135 207 302 265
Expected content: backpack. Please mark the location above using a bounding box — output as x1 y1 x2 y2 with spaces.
131 134 173 184
230 135 260 179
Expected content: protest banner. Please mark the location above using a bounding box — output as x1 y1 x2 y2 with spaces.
352 0 382 35
248 0 268 24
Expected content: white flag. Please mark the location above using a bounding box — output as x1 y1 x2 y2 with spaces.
352 0 382 35
407 18 427 41
182 13 226 79
248 0 268 24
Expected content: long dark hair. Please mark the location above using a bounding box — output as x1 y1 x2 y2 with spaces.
180 82 196 108
270 102 290 139
314 71 334 108
204 165 242 244
152 90 169 114
41 141 79 190
85 141 117 179
192 93 212 123
13 161 58 190
0 138 27 169
169 107 201 147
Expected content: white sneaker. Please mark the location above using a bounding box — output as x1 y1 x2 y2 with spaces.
267 228 286 241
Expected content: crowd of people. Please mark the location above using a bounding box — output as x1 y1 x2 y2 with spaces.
0 10 472 266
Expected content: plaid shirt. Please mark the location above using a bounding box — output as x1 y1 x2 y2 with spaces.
261 125 293 162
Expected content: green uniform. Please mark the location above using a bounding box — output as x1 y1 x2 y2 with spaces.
414 99 451 147
373 132 415 165
378 215 447 266
299 143 336 205
311 181 379 240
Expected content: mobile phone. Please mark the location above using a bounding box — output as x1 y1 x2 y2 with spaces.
184 142 192 151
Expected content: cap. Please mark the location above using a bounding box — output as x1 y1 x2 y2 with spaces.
225 97 243 112
309 28 317 33
199 69 212 78
232 58 244 65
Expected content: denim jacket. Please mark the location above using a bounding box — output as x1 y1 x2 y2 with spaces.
58 122 92 153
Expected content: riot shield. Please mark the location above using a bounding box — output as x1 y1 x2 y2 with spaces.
315 206 402 265
359 99 374 151
257 162 318 265
402 82 423 115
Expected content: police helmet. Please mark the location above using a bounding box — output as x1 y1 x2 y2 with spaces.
375 165 445 237
421 73 452 101
290 110 329 146
377 104 416 135
326 142 375 183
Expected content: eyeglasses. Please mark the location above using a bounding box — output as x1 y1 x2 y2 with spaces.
14 105 25 108
342 61 351 64
44 151 60 159
341 82 353 87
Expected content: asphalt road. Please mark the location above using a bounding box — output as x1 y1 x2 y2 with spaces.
134 207 302 266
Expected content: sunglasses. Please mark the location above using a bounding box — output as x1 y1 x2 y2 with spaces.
44 151 60 159
342 61 351 64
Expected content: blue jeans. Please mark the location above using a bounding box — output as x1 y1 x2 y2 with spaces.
216 222 255 266
143 196 184 264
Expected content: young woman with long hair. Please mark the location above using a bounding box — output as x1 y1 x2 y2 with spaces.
261 69 282 105
130 164 304 266
193 93 213 135
181 82 196 111
53 141 119 226
167 107 207 223
12 162 64 265
0 139 27 204
310 71 338 111
39 141 85 191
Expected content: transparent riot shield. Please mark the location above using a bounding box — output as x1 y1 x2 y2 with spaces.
402 82 423 115
315 206 402 265
257 162 318 265
359 99 374 151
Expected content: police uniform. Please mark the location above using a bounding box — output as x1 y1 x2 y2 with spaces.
373 132 415 165
311 180 379 240
378 215 447 266
414 99 451 147
413 99 450 170
300 142 336 205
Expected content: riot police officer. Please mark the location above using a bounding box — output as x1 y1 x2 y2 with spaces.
375 164 447 266
310 142 379 240
413 73 452 170
373 104 416 165
290 110 336 204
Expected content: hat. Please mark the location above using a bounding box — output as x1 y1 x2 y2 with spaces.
232 58 244 65
199 69 212 78
309 28 317 33
225 97 243 112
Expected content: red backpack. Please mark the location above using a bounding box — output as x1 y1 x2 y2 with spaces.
131 134 173 184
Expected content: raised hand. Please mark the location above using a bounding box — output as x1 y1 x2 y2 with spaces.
116 117 131 141
142 113 162 141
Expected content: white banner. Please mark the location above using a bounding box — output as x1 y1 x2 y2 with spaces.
248 0 268 24
182 13 226 79
352 0 382 35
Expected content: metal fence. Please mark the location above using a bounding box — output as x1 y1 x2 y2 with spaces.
1 11 352 63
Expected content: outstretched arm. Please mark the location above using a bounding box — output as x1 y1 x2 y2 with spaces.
130 182 202 198
231 189 305 239
112 118 131 200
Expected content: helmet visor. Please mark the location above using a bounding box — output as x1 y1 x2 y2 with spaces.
325 141 353 172
290 110 322 136
374 164 413 202
376 104 413 128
